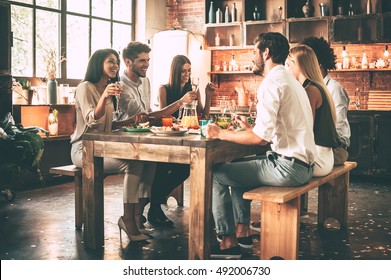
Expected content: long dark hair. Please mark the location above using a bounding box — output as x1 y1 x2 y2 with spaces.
167 55 191 98
83 48 120 83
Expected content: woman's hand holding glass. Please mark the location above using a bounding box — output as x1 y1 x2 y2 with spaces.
180 90 198 104
205 82 215 98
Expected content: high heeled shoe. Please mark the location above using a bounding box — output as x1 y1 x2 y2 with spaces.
118 216 150 242
138 228 154 235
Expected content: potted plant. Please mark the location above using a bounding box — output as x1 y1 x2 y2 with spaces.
45 50 66 105
0 112 48 200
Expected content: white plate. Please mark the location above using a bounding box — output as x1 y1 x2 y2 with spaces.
150 127 188 136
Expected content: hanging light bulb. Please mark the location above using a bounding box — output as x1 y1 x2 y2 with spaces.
341 46 348 57
384 45 389 58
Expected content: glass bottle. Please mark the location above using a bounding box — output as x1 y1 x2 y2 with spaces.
224 5 229 23
229 54 236 71
208 1 215 24
348 2 354 15
216 8 222 23
215 33 220 46
302 0 314 18
231 3 237 22
357 22 363 42
253 5 261 20
366 0 372 14
229 34 235 46
337 1 344 15
362 51 368 69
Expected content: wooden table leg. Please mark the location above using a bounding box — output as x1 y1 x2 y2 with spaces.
188 147 213 260
260 198 300 260
83 140 105 249
318 172 349 228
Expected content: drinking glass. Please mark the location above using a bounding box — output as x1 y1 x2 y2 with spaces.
112 78 123 120
219 97 228 117
191 77 199 91
228 100 237 118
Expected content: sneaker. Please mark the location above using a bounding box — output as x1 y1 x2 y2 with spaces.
216 235 253 249
211 244 242 259
237 236 253 249
250 221 261 233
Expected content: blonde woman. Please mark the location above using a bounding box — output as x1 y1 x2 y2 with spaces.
286 45 338 177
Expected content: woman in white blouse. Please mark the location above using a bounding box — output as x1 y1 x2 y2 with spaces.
70 48 152 243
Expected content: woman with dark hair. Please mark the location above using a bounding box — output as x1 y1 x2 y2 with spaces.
147 55 215 226
70 48 152 242
158 55 214 118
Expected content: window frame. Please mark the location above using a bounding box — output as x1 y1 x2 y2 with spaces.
7 0 135 87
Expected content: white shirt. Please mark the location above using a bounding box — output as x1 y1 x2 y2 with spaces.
253 65 316 164
324 74 351 147
114 71 152 121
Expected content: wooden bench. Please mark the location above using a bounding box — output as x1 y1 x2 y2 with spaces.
49 165 83 230
49 165 184 230
243 161 357 260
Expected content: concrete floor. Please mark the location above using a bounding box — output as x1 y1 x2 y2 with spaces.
0 174 390 260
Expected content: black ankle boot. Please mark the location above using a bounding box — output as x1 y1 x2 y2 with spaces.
147 206 174 227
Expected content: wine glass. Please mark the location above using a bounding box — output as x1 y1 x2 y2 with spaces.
112 77 123 119
219 97 228 117
191 77 199 91
228 99 237 119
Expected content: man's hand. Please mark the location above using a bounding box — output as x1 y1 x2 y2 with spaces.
202 123 222 139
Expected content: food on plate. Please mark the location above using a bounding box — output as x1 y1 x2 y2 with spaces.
124 121 150 130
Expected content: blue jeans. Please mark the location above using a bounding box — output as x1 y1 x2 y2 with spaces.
212 152 314 236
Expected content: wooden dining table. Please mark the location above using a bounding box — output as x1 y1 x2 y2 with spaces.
82 129 266 259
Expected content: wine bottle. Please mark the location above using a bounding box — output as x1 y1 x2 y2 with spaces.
215 33 220 46
366 0 372 14
337 1 344 15
208 1 215 24
216 8 222 23
253 5 260 20
348 2 354 15
224 5 229 23
231 3 237 22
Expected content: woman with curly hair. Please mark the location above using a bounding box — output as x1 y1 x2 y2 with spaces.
301 37 351 165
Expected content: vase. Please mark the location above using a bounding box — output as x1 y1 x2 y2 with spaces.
302 0 314 17
47 79 57 104
48 113 58 136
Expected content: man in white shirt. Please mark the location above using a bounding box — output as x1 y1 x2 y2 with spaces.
203 32 316 259
302 36 351 165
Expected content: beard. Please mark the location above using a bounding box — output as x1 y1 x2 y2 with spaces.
253 62 264 76
132 65 147 78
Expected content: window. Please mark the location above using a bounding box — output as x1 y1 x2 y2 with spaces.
9 0 134 82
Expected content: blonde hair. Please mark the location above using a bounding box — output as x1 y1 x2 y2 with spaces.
289 44 336 125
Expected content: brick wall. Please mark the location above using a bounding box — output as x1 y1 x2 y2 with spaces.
167 1 391 109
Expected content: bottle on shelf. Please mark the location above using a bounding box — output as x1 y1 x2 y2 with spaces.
229 34 235 46
366 0 372 14
253 5 260 21
361 51 368 69
229 54 237 71
216 8 222 23
231 3 237 22
215 33 220 46
208 1 215 24
302 0 314 18
357 22 363 42
224 5 229 23
337 1 344 15
348 2 354 15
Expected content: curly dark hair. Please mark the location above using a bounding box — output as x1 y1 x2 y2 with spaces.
301 36 336 71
